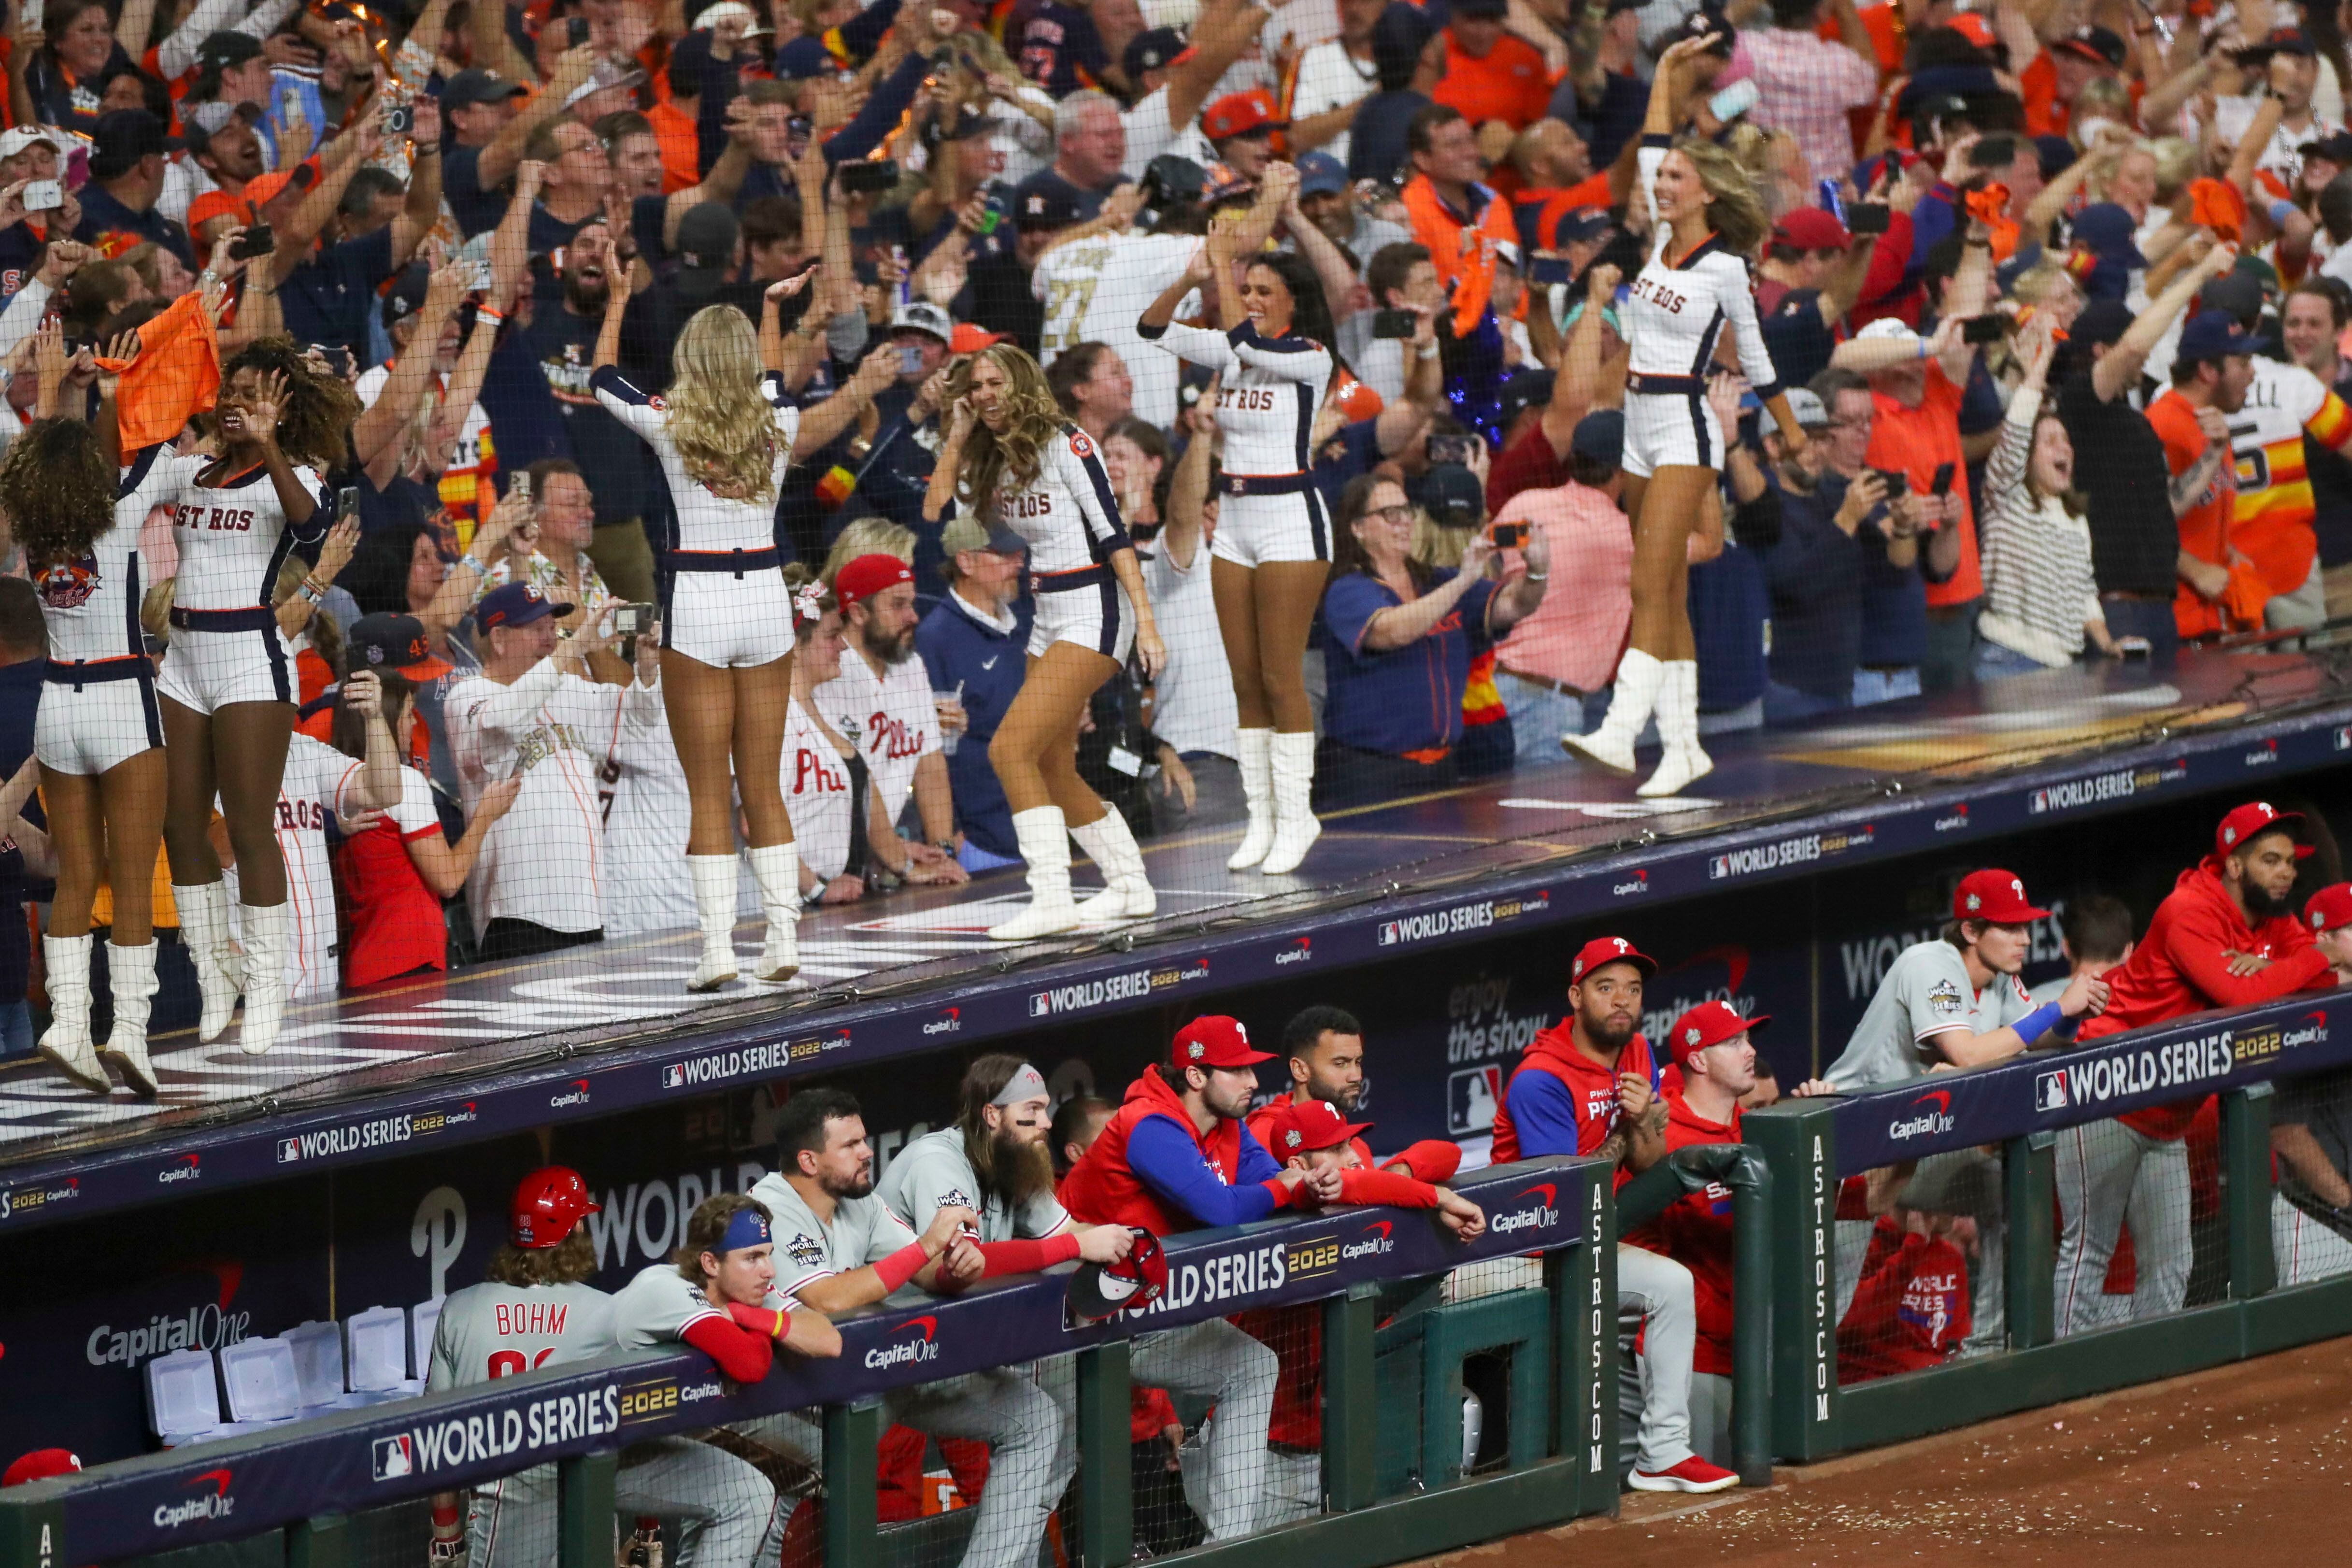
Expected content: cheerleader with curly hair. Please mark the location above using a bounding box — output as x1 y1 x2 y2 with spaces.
1563 32 1809 798
591 242 897 991
924 343 1165 941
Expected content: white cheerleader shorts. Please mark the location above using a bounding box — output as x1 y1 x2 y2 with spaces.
659 551 796 668
1207 479 1333 569
156 610 296 713
37 658 164 775
1028 566 1135 662
1622 378 1724 480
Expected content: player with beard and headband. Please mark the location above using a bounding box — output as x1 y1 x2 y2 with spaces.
816 555 966 888
748 1089 1076 1568
1249 1004 1466 1183
2061 803 2340 1330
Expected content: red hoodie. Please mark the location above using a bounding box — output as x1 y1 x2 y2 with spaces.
2077 858 2336 1139
1060 1067 1296 1235
1489 1021 1659 1166
1624 1094 1741 1375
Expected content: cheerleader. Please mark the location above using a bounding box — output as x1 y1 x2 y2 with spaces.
0 331 169 1094
590 246 897 991
1563 32 1808 798
153 338 359 1057
923 344 1166 942
1137 237 1337 876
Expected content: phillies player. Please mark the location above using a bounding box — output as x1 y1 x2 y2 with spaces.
2274 883 2352 1284
1250 1004 1466 1184
1490 938 1735 1493
2065 803 2339 1331
1835 1214 1972 1384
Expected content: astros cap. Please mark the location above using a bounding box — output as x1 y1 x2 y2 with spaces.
1171 1014 1275 1069
1570 935 1655 983
476 581 572 631
1666 1000 1769 1070
1066 1228 1169 1320
2306 883 2352 934
2215 800 2309 859
1953 869 2048 924
511 1166 601 1248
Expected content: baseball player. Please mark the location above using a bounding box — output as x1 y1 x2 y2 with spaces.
1488 937 1732 1492
1060 1016 1338 1539
749 1089 1075 1568
1238 1097 1487 1524
1253 1005 1468 1183
2273 883 2352 1284
1834 1214 1972 1384
1814 870 2108 1351
2066 804 2339 1330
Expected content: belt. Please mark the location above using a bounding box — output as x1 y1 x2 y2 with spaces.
1222 471 1314 497
46 655 152 687
664 546 781 576
2100 590 2172 603
1497 667 1586 698
1628 373 1706 396
169 605 276 633
1030 565 1111 595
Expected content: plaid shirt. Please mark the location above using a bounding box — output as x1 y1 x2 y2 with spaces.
1742 25 1880 188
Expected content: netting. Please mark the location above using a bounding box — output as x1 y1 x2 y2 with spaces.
2266 1062 2352 1289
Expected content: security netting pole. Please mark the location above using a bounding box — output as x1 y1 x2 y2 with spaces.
286 1514 349 1568
823 1398 881 1568
1075 1340 1133 1568
557 1452 617 1568
1746 1099 1840 1461
1729 1155 1775 1486
1321 1283 1380 1513
2224 1083 2278 1300
2005 1131 2056 1352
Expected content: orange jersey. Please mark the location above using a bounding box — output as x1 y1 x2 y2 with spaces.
2149 389 2255 639
1429 29 1555 132
2227 357 2352 600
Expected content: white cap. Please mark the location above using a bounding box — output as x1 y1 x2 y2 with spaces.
1782 386 1830 428
0 126 64 161
1854 315 1920 343
695 0 771 31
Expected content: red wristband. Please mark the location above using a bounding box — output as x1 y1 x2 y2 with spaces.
874 1240 933 1294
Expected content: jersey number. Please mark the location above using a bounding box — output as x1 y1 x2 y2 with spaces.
485 1348 558 1378
1041 276 1100 351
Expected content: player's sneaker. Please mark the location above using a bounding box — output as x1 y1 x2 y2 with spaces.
1628 1455 1739 1493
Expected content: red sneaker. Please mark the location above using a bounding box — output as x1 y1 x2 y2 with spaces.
1628 1455 1739 1494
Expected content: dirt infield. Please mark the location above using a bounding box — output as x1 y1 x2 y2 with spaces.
1423 1339 2352 1568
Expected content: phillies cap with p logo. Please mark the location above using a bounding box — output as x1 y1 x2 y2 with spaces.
1066 1229 1169 1321
1570 936 1656 983
1952 869 2049 924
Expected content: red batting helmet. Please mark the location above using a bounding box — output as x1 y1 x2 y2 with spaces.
511 1166 601 1249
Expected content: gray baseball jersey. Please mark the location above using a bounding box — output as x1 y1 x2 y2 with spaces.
425 1281 616 1393
1824 939 2036 1090
609 1264 797 1350
748 1171 919 1300
876 1129 1072 1243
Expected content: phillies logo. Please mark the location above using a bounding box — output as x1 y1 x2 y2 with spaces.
155 1470 235 1528
865 710 927 762
863 1314 942 1370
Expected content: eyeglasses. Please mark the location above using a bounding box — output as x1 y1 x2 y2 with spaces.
1362 504 1414 525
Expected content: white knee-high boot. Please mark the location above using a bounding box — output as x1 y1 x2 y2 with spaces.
101 940 161 1097
686 855 741 992
1258 731 1321 875
236 900 292 1056
37 933 106 1092
1226 728 1275 870
1562 648 1664 775
1637 661 1713 798
746 843 801 983
1072 810 1155 922
174 880 243 1041
989 806 1081 941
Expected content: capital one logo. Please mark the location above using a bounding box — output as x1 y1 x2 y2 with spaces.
1342 1218 1395 1260
549 1079 591 1109
924 1007 962 1035
1888 1088 1957 1142
1490 1181 1561 1236
155 1470 235 1529
863 1314 942 1371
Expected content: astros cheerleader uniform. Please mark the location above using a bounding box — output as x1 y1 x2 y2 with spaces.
591 365 798 668
1136 319 1336 565
153 453 331 712
36 444 171 775
998 424 1137 660
1619 134 1782 479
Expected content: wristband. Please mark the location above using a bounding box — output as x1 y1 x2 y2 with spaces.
2012 1002 2064 1043
475 306 505 326
1916 337 1929 359
297 580 326 605
461 552 488 575
873 1239 933 1294
1416 341 1440 361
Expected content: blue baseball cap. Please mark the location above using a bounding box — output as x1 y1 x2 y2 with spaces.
2176 310 2262 365
476 582 572 631
774 36 839 81
2070 202 2145 268
1571 409 1625 466
1296 151 1348 198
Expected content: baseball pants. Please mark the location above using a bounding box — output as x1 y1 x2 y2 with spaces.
885 1369 1066 1568
468 1439 787 1568
2272 1191 2352 1285
1617 1244 1697 1475
1124 1321 1280 1540
1254 1448 1320 1526
1897 1148 2007 1356
2054 1119 2191 1336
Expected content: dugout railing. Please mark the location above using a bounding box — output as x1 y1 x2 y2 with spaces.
1748 988 2352 1460
0 1157 1621 1568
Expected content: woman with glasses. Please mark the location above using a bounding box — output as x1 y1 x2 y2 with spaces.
1316 476 1548 809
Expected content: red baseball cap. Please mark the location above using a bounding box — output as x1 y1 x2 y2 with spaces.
1571 935 1655 984
2307 883 2352 934
1264 1098 1373 1156
950 323 1003 354
510 1166 601 1249
832 553 914 610
1666 1000 1769 1070
2215 800 2309 859
1772 206 1851 251
1953 869 2048 924
1171 1015 1275 1070
1201 88 1282 142
3 1449 80 1488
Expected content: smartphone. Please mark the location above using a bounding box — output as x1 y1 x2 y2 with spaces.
898 342 926 375
838 159 900 195
1847 201 1891 235
611 603 653 636
381 100 412 136
1527 255 1573 285
1929 461 1956 497
1871 466 1908 494
1489 520 1527 549
1370 308 1417 339
1961 315 2006 345
19 0 40 30
567 14 590 46
228 223 274 261
469 258 496 293
2116 635 2153 659
1816 178 1846 223
1708 79 1760 125
976 209 1000 237
334 486 360 524
311 343 354 378
1429 433 1480 466
21 178 59 213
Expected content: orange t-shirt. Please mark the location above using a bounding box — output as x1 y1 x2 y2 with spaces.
1864 363 1980 606
647 99 702 195
2149 389 2249 639
1401 173 1520 336
1430 29 1555 132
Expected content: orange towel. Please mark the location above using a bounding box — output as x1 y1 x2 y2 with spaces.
97 291 221 451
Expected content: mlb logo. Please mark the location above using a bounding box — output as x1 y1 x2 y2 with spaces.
1708 855 1731 879
661 1064 684 1089
1447 1066 1504 1135
2337 726 2352 752
1378 922 1401 946
2029 789 2051 813
277 1137 300 1164
1028 992 1051 1018
2034 1071 2069 1112
372 1435 415 1481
